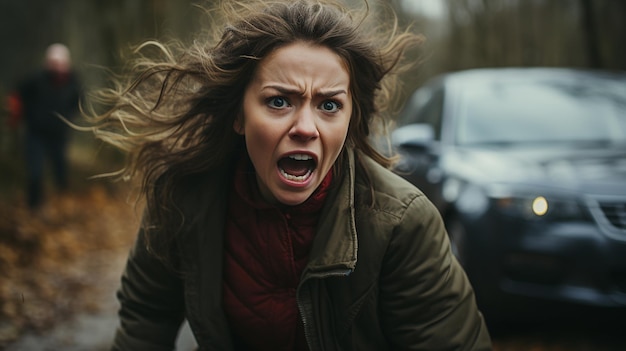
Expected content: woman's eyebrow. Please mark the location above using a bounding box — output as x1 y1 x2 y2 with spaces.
318 89 348 98
262 85 301 95
263 85 347 97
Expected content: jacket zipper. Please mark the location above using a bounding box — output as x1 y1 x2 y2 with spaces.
297 269 353 351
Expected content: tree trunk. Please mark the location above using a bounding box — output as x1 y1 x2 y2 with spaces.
580 0 602 68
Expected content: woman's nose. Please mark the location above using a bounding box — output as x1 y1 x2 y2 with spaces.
289 107 319 141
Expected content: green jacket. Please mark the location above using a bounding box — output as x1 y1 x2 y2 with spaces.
112 149 492 350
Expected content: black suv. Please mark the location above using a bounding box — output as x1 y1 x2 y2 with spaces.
392 68 626 320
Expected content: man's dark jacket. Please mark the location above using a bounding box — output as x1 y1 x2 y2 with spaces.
18 70 81 138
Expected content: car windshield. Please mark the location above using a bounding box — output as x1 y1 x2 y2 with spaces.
455 78 626 146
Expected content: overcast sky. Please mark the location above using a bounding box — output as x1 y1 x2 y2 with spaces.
399 0 446 18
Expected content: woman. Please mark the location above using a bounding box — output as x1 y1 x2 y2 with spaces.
94 0 492 350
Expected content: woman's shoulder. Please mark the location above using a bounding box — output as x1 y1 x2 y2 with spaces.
165 166 233 211
356 153 424 200
354 153 434 222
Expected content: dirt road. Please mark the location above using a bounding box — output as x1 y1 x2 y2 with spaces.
0 185 197 350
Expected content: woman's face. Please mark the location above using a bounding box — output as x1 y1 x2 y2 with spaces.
237 42 352 206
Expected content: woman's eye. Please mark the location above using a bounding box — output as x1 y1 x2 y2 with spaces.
320 100 341 112
268 97 289 109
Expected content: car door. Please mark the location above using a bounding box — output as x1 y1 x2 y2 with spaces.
394 80 446 208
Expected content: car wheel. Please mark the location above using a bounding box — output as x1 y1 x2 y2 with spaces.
446 215 468 267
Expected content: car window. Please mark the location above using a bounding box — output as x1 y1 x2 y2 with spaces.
398 83 445 140
455 79 626 146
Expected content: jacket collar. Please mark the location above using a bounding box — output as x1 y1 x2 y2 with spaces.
304 148 358 275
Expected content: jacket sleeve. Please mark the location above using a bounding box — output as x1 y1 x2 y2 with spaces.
111 227 186 351
379 194 492 350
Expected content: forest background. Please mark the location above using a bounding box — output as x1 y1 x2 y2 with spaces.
1 0 625 188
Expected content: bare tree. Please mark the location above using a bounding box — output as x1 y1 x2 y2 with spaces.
580 0 602 68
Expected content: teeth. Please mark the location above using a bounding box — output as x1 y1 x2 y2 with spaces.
280 168 312 182
288 154 313 161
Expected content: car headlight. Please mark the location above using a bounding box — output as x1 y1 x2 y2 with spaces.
492 193 586 220
444 180 589 221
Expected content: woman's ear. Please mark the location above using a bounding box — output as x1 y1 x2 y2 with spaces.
233 115 244 135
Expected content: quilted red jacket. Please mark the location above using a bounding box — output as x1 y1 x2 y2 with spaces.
223 156 332 350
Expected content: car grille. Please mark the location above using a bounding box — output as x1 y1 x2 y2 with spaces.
599 202 626 230
587 197 626 241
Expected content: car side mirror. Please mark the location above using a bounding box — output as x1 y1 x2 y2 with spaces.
392 124 436 151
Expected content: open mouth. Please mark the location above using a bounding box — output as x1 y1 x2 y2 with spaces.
278 154 316 182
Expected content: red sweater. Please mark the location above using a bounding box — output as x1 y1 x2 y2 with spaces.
223 154 332 350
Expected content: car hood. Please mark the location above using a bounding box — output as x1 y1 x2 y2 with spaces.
442 144 626 196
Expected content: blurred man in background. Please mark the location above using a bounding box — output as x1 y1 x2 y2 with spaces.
8 43 82 210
